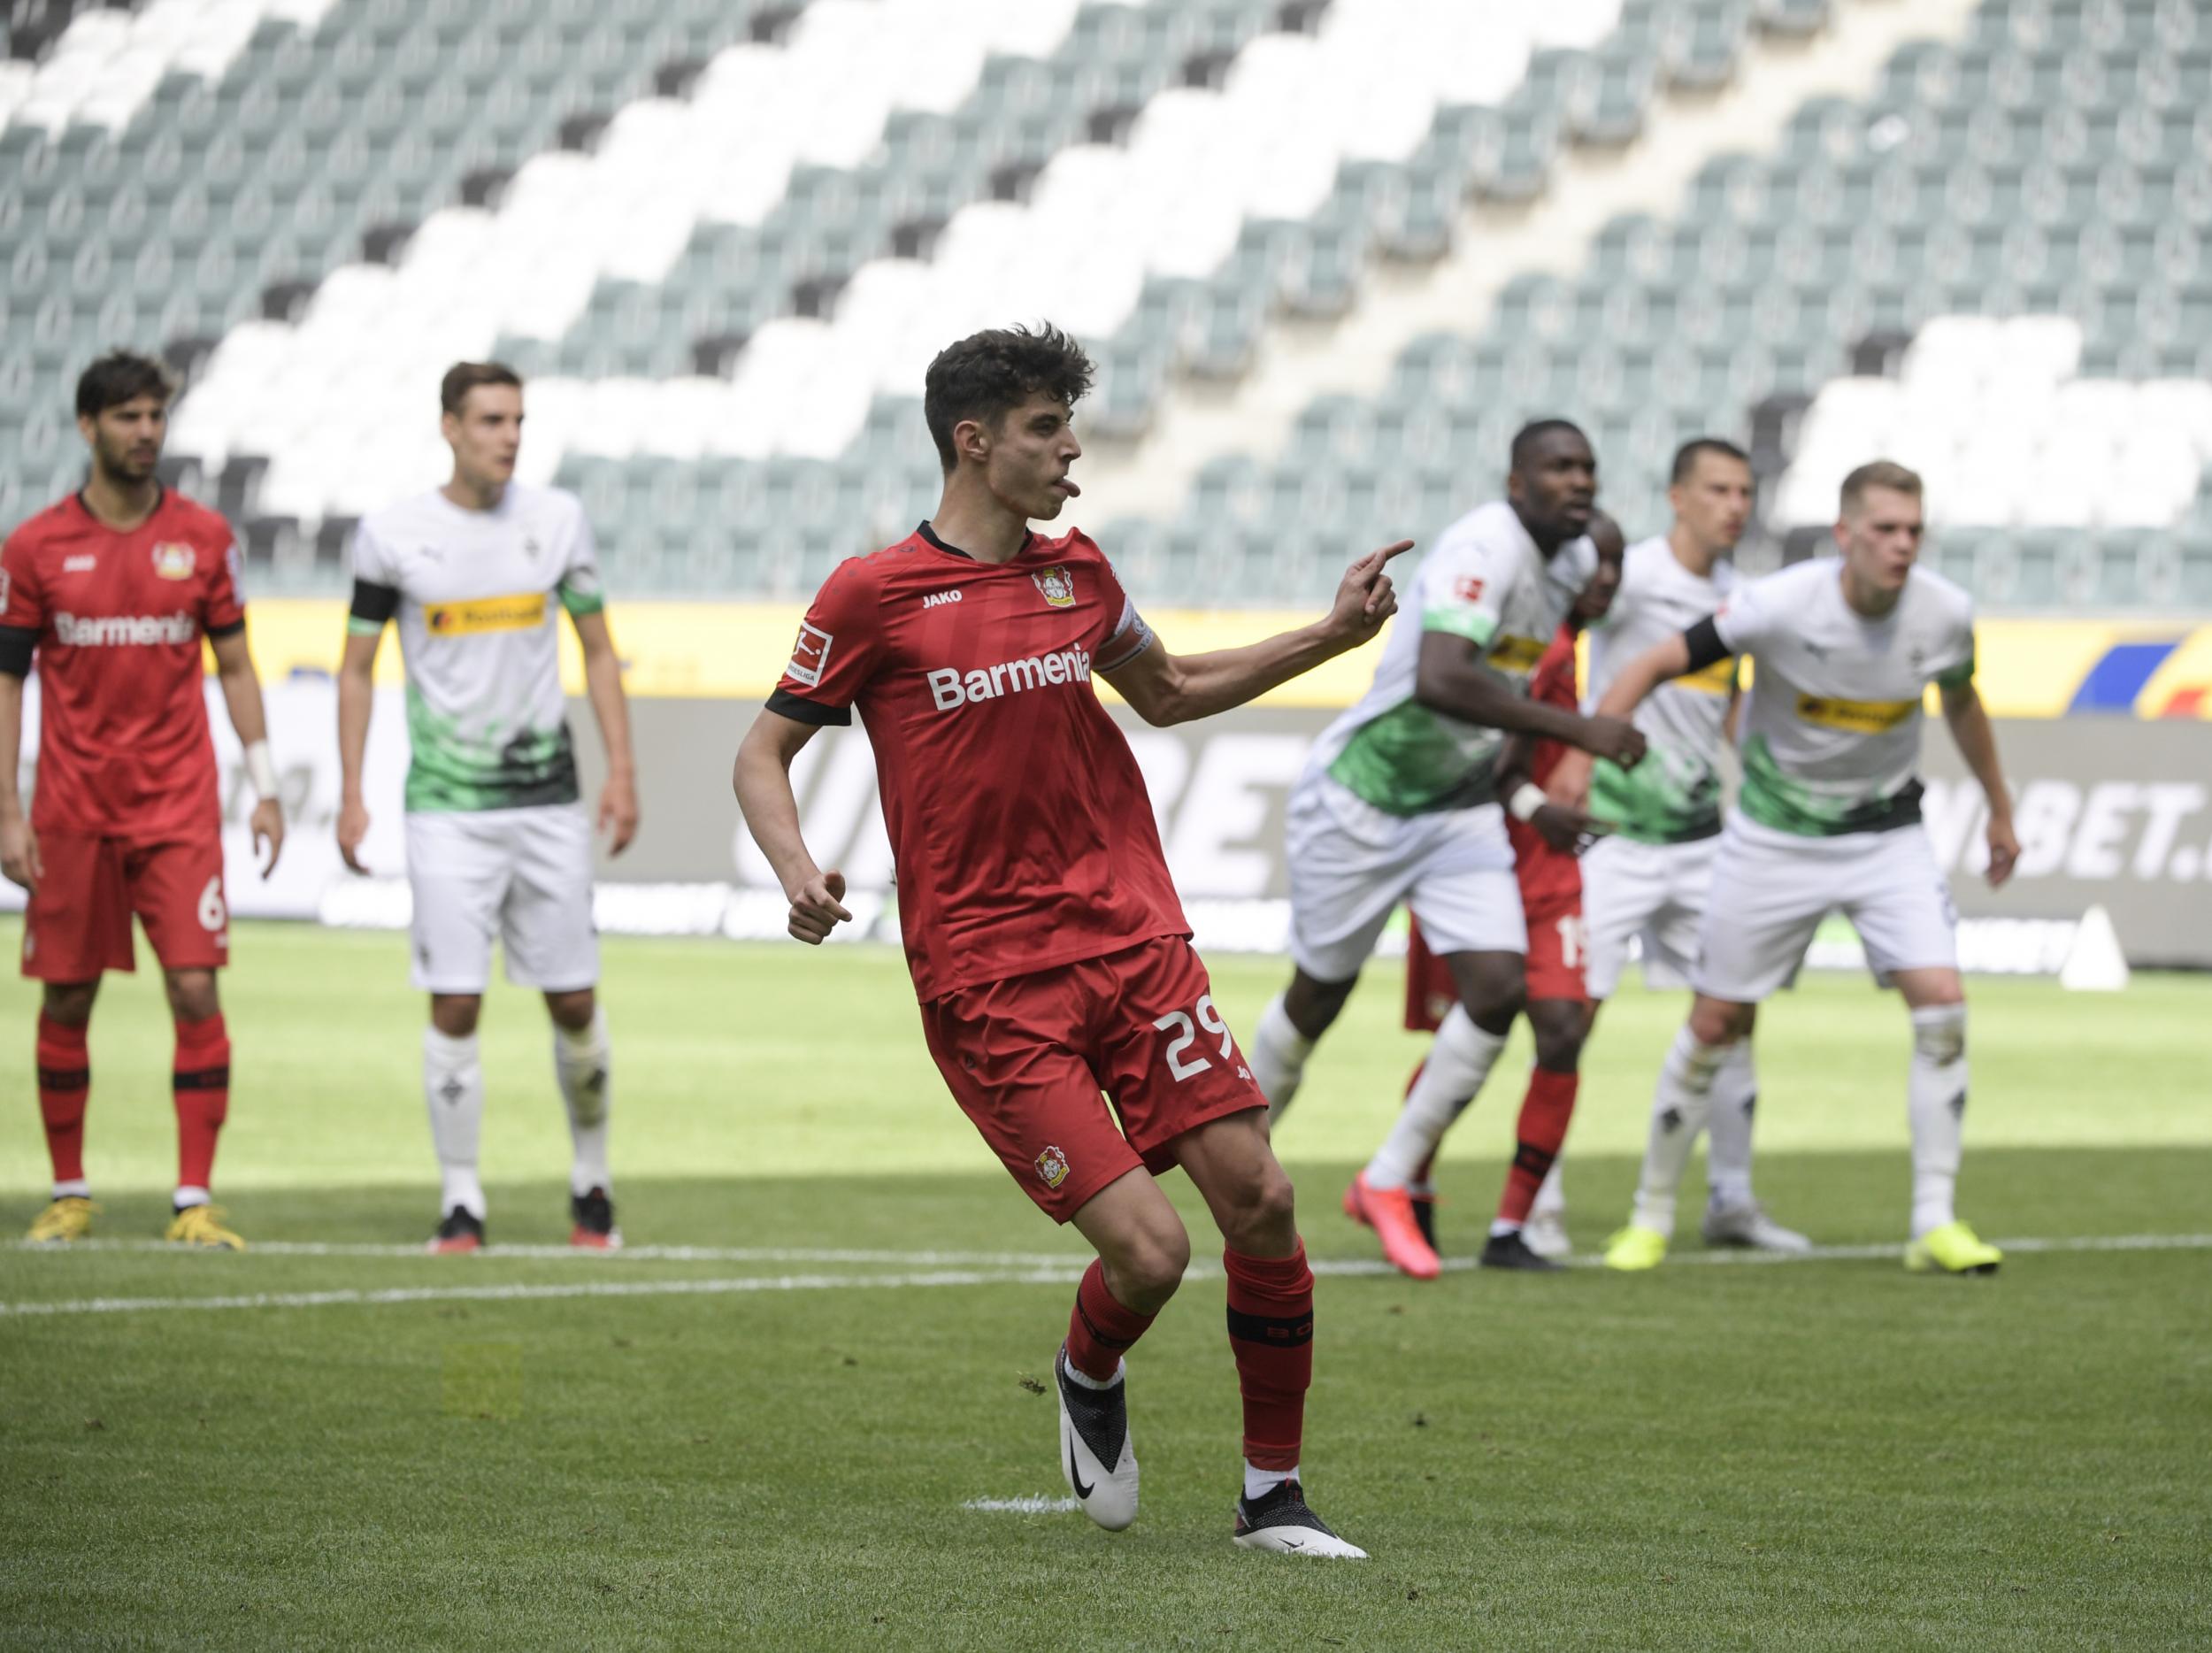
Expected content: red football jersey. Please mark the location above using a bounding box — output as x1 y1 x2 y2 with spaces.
769 522 1187 1001
1504 623 1582 893
0 488 244 838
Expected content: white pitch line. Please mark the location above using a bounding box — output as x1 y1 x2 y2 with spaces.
962 1495 1079 1514
4 1234 2205 1319
8 1238 1092 1267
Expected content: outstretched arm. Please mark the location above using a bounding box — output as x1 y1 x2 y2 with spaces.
1593 627 1699 724
1413 632 1646 764
571 608 639 857
734 708 851 943
210 627 284 877
1941 680 2017 888
1102 541 1411 727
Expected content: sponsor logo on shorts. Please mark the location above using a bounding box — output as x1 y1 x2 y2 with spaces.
53 610 196 647
927 645 1091 711
787 620 833 687
1794 692 1918 733
1035 1145 1071 1189
150 542 197 580
424 593 549 636
1033 566 1076 609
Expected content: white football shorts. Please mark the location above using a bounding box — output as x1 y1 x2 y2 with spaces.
1581 833 1718 1001
1285 772 1525 982
1692 814 1956 1003
404 803 599 994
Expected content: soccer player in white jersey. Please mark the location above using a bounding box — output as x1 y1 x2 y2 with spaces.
335 363 641 1253
1250 421 1647 1280
1590 461 2019 1274
1542 439 1808 1261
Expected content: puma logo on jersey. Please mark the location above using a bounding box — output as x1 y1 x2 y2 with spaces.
53 610 196 647
923 589 963 609
927 645 1092 711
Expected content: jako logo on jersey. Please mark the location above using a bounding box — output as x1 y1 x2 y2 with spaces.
62 554 98 573
922 590 963 609
1034 1144 1070 1188
150 542 196 580
424 593 548 635
54 611 196 646
787 620 833 687
1033 566 1076 608
927 645 1091 711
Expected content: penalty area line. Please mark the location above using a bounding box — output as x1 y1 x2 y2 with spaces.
961 1495 1080 1514
8 1238 1093 1268
3 1234 2205 1318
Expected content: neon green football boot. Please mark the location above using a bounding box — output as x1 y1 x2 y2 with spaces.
1602 1224 1669 1272
1905 1219 2001 1276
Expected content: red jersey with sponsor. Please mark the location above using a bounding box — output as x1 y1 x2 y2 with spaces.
769 522 1187 1001
0 488 244 838
1505 624 1582 897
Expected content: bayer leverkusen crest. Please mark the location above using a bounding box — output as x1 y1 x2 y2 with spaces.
1032 565 1075 609
1034 1144 1071 1189
150 543 196 580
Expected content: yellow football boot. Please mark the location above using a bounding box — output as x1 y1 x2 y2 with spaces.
1905 1219 2001 1275
26 1196 96 1244
1602 1224 1669 1272
165 1203 247 1251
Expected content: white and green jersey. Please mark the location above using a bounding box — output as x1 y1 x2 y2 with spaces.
1712 557 1976 839
349 483 605 814
1313 500 1596 816
1584 536 1739 844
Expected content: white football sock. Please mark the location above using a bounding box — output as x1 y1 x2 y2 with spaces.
1252 993 1317 1125
1059 1352 1123 1391
423 1026 487 1219
1530 1160 1565 1219
173 1185 210 1211
1630 1027 1732 1236
1704 1041 1758 1211
1908 1003 1968 1238
1243 1459 1296 1499
1364 1006 1506 1190
52 1178 90 1201
553 1005 614 1198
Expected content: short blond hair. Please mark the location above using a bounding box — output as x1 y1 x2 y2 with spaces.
1839 459 1923 516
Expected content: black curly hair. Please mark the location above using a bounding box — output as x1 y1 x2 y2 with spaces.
923 324 1094 473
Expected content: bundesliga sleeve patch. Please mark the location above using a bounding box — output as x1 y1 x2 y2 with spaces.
787 620 833 687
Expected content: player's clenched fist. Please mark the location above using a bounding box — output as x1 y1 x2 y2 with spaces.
1580 713 1647 769
0 816 42 895
787 868 853 945
1327 540 1416 643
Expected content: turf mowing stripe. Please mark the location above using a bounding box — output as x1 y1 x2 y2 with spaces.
4 1234 2208 1317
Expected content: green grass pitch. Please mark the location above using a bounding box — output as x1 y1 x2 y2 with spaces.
2 919 2207 1650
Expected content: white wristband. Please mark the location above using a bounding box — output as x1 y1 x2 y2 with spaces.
243 740 279 803
1507 782 1548 823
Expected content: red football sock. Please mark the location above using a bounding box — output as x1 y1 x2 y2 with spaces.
36 1013 91 1186
1224 1242 1314 1472
1064 1257 1156 1382
1497 1065 1578 1226
172 1012 231 1194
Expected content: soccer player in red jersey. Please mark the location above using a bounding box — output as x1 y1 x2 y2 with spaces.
1396 528 1623 1271
735 326 1407 1557
0 352 285 1249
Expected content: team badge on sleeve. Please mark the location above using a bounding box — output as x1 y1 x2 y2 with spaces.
1033 566 1076 609
151 543 197 580
1035 1144 1071 1188
787 620 833 687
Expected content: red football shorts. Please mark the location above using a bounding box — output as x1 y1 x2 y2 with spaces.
21 830 229 980
1509 823 1586 1005
918 934 1268 1222
1402 832 1586 1030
